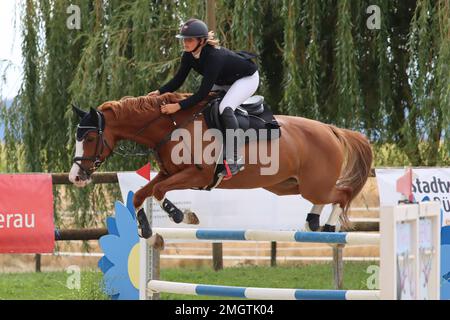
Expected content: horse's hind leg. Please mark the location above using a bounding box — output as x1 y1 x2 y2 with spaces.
323 204 343 232
305 205 325 232
264 180 340 233
265 179 345 232
298 160 352 232
302 182 351 233
296 201 344 233
305 204 344 232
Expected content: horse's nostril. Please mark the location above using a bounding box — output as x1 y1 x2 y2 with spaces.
75 176 80 182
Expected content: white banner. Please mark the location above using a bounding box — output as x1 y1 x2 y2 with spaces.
375 167 450 300
117 171 332 230
375 168 450 226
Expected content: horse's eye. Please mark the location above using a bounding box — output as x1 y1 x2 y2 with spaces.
86 137 95 143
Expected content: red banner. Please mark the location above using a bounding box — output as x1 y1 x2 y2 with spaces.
0 174 54 253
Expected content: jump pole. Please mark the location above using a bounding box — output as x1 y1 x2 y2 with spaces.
139 201 440 300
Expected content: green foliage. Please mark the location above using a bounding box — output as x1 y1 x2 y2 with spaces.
279 0 449 165
335 0 362 128
373 141 450 167
0 144 5 172
0 263 374 300
0 1 449 227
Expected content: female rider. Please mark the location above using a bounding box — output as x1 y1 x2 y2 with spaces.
148 18 259 179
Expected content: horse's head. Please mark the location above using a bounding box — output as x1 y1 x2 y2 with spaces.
69 105 115 187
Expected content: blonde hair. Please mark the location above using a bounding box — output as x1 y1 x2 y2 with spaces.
206 31 220 47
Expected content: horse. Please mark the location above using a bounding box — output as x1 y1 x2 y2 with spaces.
69 92 373 249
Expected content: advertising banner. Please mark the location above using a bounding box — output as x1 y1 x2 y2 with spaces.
0 174 54 253
375 168 450 299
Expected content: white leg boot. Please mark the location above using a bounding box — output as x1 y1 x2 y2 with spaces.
323 204 343 232
305 205 325 231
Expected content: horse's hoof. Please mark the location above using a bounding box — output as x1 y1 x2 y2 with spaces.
147 233 165 250
137 208 152 239
322 224 336 232
183 210 200 225
306 213 320 232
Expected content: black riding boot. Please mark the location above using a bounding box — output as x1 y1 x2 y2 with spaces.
219 107 245 179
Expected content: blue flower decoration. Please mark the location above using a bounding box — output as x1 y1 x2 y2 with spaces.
98 191 139 300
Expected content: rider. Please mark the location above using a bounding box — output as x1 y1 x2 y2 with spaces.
148 18 260 179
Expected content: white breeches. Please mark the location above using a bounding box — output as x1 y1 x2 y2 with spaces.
212 71 260 114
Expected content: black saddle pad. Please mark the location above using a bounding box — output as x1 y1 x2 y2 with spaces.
202 97 281 142
197 95 281 191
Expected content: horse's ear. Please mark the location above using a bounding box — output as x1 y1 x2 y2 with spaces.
72 104 87 119
89 107 98 118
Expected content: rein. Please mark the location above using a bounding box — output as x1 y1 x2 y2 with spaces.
74 96 211 177
112 98 208 173
133 100 209 173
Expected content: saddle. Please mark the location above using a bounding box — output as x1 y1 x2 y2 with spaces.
199 93 281 190
203 93 281 141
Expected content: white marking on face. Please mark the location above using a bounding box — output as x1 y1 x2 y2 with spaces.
69 140 91 187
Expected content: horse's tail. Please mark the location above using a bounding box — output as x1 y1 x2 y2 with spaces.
329 125 373 229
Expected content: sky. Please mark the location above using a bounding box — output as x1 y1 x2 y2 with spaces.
0 0 23 100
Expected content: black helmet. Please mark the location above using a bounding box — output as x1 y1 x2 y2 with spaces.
176 18 209 39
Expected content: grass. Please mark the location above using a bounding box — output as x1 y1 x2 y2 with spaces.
160 262 377 300
0 262 378 300
0 270 108 300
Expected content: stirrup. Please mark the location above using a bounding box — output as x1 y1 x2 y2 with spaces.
219 159 245 180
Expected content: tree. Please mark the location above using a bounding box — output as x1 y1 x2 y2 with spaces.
0 0 449 226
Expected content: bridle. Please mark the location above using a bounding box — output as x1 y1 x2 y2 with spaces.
73 110 112 178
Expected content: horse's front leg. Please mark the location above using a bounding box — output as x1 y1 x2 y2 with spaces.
152 166 209 225
133 171 168 209
132 171 197 240
133 172 168 240
148 167 211 249
135 171 201 227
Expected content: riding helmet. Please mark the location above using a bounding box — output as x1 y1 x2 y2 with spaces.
176 18 209 39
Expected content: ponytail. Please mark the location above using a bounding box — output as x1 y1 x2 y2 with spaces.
206 31 220 47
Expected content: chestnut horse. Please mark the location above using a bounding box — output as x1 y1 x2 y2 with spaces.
69 92 372 249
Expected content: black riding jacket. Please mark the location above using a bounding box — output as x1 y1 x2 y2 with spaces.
159 44 258 110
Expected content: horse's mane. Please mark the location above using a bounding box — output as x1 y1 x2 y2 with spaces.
98 92 191 119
